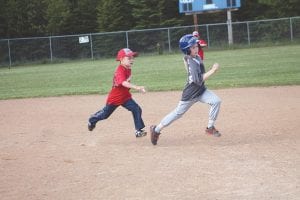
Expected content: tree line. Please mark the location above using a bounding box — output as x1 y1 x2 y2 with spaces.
0 0 299 39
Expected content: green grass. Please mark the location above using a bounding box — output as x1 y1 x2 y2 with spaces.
0 44 300 100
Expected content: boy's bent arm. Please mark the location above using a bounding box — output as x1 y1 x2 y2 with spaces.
122 81 146 93
203 63 219 81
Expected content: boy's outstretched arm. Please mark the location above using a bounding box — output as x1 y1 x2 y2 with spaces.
122 81 146 93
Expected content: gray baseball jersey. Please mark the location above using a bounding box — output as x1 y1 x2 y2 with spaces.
181 56 206 101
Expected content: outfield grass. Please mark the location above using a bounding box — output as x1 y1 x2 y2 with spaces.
0 45 300 100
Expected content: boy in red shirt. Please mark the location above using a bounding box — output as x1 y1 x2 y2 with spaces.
192 31 208 61
88 48 147 137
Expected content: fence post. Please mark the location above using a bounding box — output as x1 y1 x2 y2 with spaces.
8 39 11 68
227 10 233 45
247 22 251 46
126 31 129 48
167 28 171 52
90 33 94 59
49 36 53 62
290 18 293 42
206 24 210 47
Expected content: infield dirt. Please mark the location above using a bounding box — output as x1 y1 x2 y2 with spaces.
0 86 299 199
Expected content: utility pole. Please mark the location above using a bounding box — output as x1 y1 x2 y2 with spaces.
227 9 233 45
193 14 198 31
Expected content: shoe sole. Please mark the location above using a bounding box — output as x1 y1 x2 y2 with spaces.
205 131 221 137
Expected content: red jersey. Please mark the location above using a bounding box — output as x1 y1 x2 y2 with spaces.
198 48 204 60
106 65 132 105
198 39 207 60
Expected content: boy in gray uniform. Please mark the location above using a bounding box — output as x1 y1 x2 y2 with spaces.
150 34 222 145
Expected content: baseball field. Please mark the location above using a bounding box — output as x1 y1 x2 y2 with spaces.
0 45 300 199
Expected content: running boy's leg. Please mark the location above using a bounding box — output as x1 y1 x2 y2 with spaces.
155 100 196 133
122 99 145 131
88 104 118 131
198 89 221 128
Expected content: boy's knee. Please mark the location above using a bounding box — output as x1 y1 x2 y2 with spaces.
214 97 221 105
174 109 186 118
129 105 142 113
102 113 110 119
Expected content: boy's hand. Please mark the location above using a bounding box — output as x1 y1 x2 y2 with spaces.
137 86 146 93
212 63 219 72
203 63 220 81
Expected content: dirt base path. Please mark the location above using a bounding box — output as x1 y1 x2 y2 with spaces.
1 86 299 200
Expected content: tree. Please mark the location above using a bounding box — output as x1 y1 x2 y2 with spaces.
6 0 48 38
0 0 8 38
78 0 99 33
51 0 99 35
155 0 185 27
129 0 163 29
46 0 70 35
2 0 299 38
233 0 269 21
61 0 98 34
258 0 300 18
97 0 134 32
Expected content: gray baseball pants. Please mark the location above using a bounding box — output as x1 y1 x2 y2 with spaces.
160 89 221 127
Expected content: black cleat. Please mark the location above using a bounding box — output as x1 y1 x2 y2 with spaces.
150 125 160 145
88 122 95 131
135 129 147 138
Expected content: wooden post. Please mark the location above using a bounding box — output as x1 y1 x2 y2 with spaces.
193 14 198 31
227 10 233 45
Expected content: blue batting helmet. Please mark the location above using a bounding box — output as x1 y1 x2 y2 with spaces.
179 34 198 54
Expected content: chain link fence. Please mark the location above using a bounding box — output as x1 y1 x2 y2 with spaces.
0 16 300 67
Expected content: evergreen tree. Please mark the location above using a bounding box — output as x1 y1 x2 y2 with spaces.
6 0 48 38
0 0 8 38
129 0 163 29
97 0 134 32
232 0 269 21
61 0 98 34
156 0 185 27
79 0 99 33
2 0 300 38
57 0 99 35
258 0 300 18
46 0 70 35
